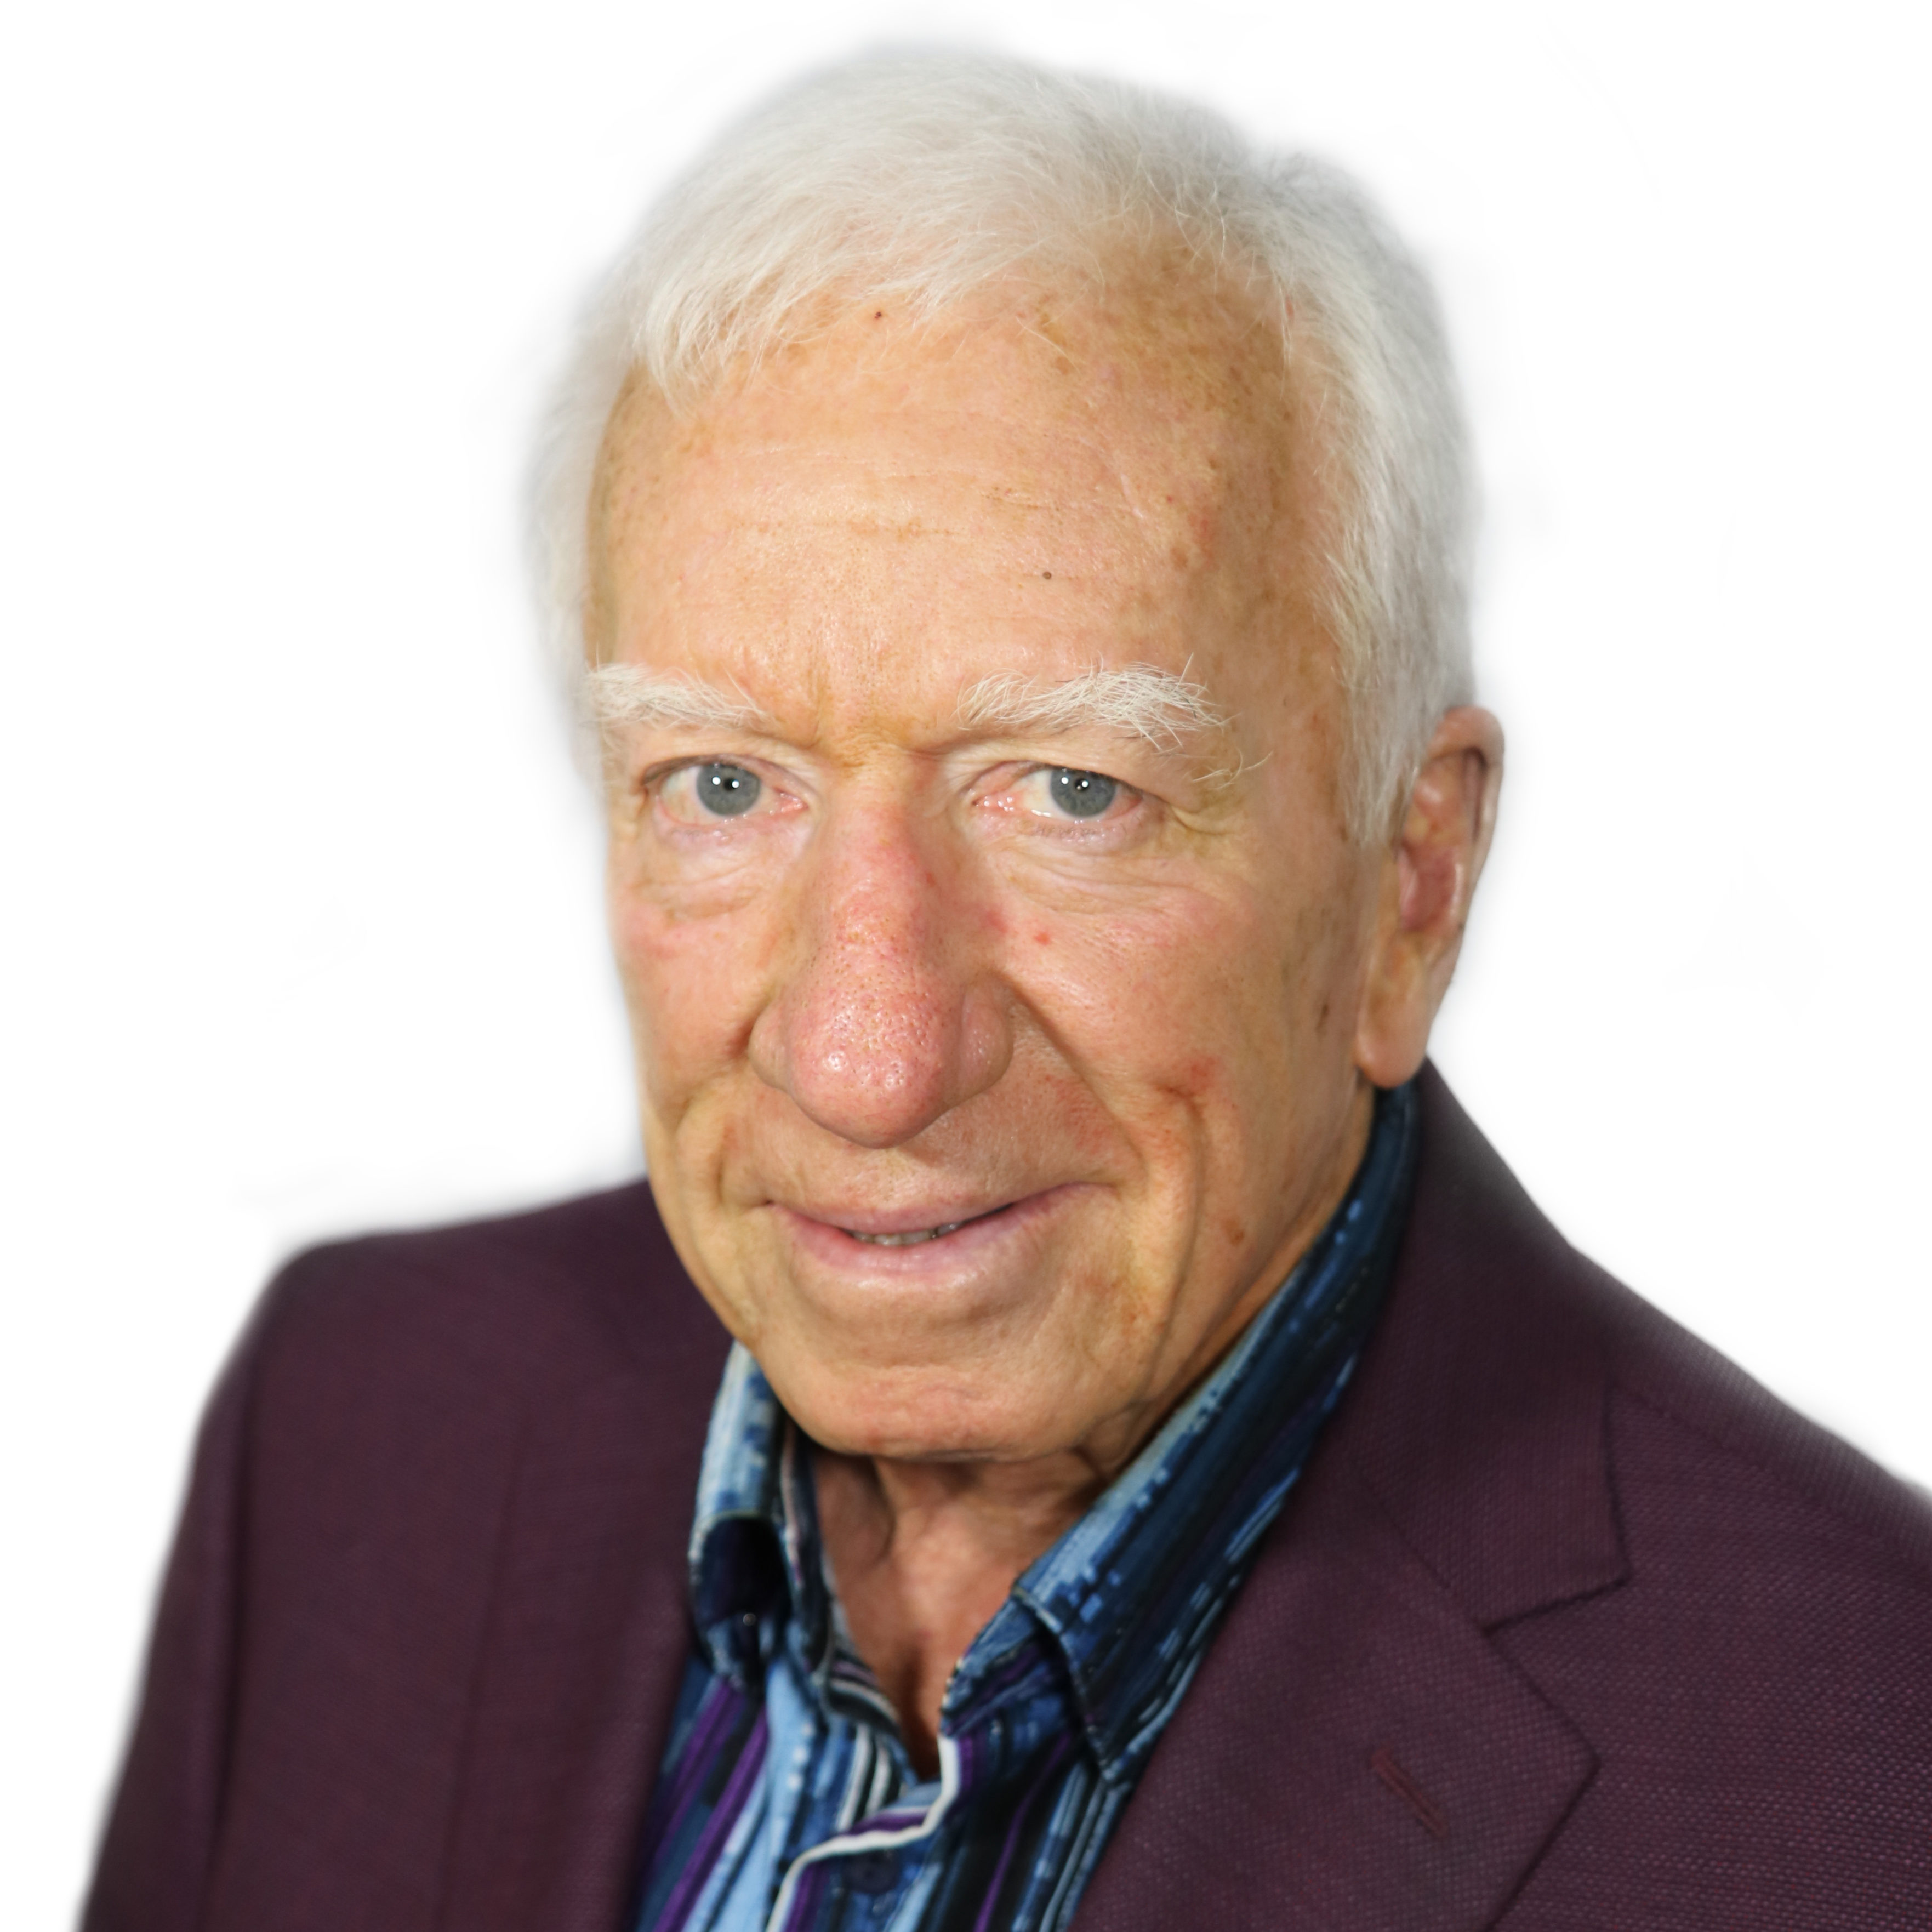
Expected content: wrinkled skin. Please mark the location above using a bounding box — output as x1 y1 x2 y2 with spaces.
590 268 1500 1756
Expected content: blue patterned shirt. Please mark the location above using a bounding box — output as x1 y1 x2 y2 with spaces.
633 1081 1418 1932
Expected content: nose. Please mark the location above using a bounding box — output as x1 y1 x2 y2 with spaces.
748 807 1012 1148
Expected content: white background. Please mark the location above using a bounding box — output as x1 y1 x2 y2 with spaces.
4 0 1928 1920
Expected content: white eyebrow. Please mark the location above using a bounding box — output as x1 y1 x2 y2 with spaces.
954 665 1233 756
586 660 1241 780
585 665 771 733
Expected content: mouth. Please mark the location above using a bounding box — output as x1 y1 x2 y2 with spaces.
774 1188 1069 1260
839 1206 1000 1247
768 1184 1087 1297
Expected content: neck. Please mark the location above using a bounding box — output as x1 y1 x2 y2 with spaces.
813 1446 1104 1776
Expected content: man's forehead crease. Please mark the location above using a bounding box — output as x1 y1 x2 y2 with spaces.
683 459 1150 529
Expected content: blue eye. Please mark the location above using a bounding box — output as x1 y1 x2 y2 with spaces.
1048 768 1118 818
695 762 762 816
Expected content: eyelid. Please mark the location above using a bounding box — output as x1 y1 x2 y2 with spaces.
1031 761 1135 795
647 755 800 825
988 763 1143 825
642 752 781 789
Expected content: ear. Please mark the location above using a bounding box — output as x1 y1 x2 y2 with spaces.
1353 706 1504 1088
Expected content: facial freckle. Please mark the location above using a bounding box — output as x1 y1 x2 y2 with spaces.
1222 1218 1249 1249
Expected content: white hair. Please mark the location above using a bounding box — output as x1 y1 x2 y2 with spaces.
953 665 1230 756
532 49 1475 839
586 665 766 735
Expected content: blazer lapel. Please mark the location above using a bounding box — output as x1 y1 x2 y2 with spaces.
1072 1456 1598 1932
431 1367 694 1932
1075 1068 1628 1929
432 1232 732 1932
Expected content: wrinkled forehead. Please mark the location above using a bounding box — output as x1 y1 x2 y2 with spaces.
582 261 1340 742
602 252 1306 523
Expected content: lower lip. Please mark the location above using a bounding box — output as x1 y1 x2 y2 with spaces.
774 1186 1080 1276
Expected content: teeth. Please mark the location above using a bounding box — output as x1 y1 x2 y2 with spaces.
846 1221 965 1246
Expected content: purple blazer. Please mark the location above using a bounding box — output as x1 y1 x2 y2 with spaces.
84 1069 1932 1929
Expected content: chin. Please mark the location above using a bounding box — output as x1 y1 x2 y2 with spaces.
783 1361 1065 1464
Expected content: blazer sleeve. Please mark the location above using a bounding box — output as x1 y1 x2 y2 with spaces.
80 1285 273 1932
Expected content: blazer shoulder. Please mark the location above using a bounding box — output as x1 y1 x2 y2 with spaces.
86 1184 725 1932
246 1179 732 1424
1582 1251 1932 1581
1384 1065 1932 1611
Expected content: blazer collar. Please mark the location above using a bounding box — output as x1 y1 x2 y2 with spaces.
1335 1063 1628 1628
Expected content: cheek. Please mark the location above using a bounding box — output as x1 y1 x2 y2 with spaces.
998 899 1269 1211
1012 872 1359 1173
608 881 771 1111
1042 890 1276 1083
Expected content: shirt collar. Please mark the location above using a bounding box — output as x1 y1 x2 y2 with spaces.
686 1081 1418 1768
687 1342 821 1686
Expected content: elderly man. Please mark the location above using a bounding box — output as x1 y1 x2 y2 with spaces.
87 51 1930 1932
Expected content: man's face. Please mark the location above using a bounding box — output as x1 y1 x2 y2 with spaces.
593 274 1390 1474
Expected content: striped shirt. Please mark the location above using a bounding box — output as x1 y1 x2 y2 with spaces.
633 1081 1418 1932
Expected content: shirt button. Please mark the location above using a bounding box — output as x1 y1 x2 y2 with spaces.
846 1851 897 1895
